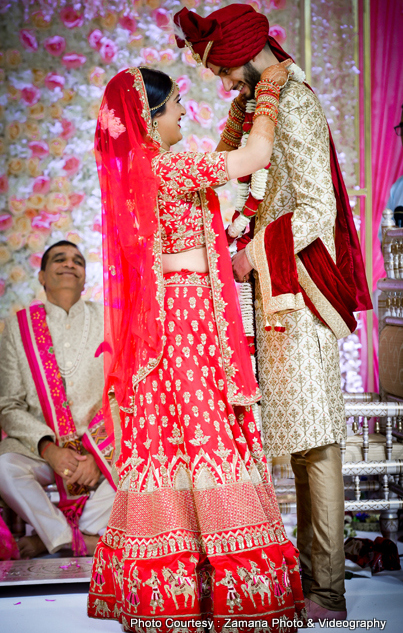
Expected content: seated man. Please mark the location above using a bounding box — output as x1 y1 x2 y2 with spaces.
0 241 116 558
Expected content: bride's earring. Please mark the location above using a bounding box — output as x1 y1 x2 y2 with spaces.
151 118 162 146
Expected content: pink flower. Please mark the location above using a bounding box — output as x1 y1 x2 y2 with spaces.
0 174 9 193
88 29 103 51
33 176 50 194
270 0 287 9
0 279 5 297
269 25 287 44
218 83 238 102
99 38 118 63
182 49 197 68
60 118 76 140
184 135 200 152
217 117 228 135
92 215 102 233
61 52 87 69
200 137 215 152
44 72 65 90
151 8 170 30
141 47 159 64
159 49 175 64
29 253 42 269
63 156 80 176
118 15 137 33
69 192 85 208
21 85 41 106
29 141 49 158
196 102 213 128
59 6 84 29
177 75 191 96
185 100 199 122
88 66 105 86
19 29 38 52
32 211 58 231
246 0 262 10
43 35 66 57
0 214 13 231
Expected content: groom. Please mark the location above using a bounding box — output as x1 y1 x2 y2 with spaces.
174 3 372 621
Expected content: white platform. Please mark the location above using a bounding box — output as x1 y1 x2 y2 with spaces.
0 531 402 632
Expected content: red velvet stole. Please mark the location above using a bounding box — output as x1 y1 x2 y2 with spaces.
264 213 301 302
17 304 116 555
267 35 372 313
298 238 358 334
262 214 358 337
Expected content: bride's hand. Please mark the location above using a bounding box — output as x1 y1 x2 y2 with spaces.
260 59 293 87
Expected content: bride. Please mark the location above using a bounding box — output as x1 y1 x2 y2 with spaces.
88 63 305 632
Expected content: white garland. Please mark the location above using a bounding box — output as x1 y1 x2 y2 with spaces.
228 99 269 240
232 65 306 432
228 65 305 239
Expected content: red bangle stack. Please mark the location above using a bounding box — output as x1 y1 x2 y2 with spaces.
253 79 280 124
221 98 246 148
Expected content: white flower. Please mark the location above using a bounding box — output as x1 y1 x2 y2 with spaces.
288 63 306 84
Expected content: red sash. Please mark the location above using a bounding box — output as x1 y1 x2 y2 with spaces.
261 213 359 338
17 304 116 555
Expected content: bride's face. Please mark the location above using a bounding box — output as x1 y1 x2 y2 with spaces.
154 86 186 150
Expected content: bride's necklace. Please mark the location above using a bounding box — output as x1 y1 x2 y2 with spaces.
59 302 91 378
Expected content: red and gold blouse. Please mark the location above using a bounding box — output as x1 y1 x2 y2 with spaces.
152 150 228 254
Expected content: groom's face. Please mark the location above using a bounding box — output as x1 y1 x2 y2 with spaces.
208 61 261 100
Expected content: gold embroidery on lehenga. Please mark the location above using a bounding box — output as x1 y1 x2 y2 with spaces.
161 563 197 610
217 570 243 613
144 570 164 614
126 562 141 612
237 562 272 608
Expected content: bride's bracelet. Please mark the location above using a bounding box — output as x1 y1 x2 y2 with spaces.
221 97 247 148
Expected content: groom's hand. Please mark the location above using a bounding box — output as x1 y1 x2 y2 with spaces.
232 250 253 283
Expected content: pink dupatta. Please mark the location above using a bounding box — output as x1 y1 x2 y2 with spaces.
17 304 116 555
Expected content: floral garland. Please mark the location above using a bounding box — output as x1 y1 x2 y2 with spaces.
230 63 306 392
227 99 270 241
228 63 305 242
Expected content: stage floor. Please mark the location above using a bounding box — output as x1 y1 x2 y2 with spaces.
0 531 402 632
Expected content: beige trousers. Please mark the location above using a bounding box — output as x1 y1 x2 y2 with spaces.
0 452 115 554
291 443 346 611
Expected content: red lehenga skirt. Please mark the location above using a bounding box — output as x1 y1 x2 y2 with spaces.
88 271 306 632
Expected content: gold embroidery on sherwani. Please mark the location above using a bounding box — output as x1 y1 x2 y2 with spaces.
253 227 305 315
296 256 351 339
252 80 346 457
255 307 346 457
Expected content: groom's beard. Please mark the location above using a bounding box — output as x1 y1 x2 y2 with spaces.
242 62 261 99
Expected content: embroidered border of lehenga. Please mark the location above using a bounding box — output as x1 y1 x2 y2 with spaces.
88 272 305 632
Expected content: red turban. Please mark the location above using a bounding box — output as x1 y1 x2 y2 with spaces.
174 5 270 68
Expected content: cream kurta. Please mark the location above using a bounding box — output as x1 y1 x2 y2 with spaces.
0 298 104 460
251 79 346 457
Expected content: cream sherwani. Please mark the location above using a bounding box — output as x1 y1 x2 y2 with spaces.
0 299 115 553
246 78 347 611
248 79 346 459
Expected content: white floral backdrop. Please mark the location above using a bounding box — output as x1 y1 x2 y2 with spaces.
0 0 363 390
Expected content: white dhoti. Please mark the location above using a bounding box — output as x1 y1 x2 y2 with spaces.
0 453 115 554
